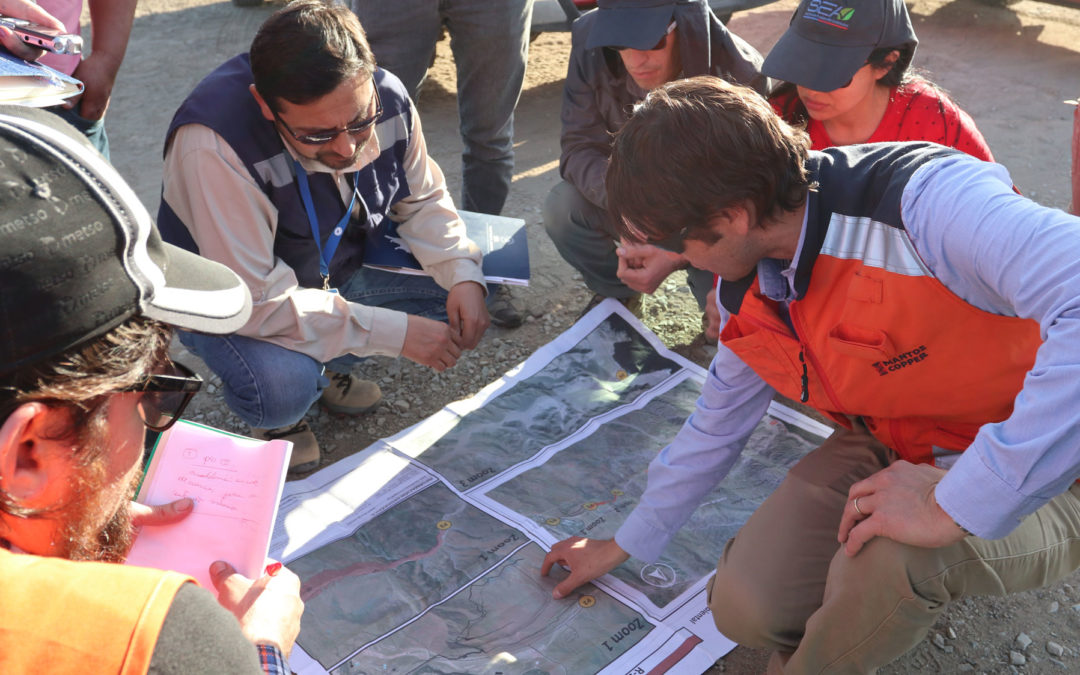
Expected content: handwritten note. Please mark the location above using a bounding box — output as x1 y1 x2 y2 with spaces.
125 421 292 593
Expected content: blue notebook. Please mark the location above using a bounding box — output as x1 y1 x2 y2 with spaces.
363 209 530 286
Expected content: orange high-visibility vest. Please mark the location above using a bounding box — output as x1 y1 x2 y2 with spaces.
720 144 1041 464
0 548 191 673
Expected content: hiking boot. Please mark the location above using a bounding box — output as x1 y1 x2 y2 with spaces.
489 284 525 328
253 421 320 475
578 293 643 320
321 372 382 415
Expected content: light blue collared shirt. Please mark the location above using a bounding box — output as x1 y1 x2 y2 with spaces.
616 154 1080 561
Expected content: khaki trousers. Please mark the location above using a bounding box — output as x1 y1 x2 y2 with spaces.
707 422 1080 674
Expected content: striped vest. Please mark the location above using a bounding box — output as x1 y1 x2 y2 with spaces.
720 143 1041 463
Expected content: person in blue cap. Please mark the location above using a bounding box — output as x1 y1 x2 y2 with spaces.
764 0 992 157
542 0 769 319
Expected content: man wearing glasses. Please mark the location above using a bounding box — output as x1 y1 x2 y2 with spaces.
0 105 303 672
158 0 491 474
543 0 769 319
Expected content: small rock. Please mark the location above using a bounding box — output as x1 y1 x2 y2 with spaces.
1049 601 1060 613
957 664 975 673
1017 633 1033 650
947 626 958 640
1072 603 1080 612
1063 583 1074 595
1047 641 1064 657
932 633 947 650
206 383 218 394
392 399 410 412
1011 650 1027 666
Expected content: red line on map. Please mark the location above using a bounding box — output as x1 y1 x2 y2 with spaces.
300 530 447 601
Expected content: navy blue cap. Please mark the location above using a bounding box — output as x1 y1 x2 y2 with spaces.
763 0 918 92
586 0 677 51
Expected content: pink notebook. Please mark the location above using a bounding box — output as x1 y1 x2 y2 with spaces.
126 421 292 593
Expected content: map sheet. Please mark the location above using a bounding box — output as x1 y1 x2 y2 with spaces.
270 301 832 675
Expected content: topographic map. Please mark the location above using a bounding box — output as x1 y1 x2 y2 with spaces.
275 303 831 675
395 313 680 491
488 380 820 611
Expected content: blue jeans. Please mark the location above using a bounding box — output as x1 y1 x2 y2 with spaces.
351 0 534 215
46 105 110 160
179 268 451 429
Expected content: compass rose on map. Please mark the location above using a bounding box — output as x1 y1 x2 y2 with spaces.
639 563 676 588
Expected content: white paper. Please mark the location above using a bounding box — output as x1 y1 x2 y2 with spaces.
126 421 291 592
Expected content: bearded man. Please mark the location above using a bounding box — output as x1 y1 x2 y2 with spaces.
0 105 303 673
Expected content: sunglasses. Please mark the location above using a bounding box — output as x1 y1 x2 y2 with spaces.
272 85 383 146
613 21 677 52
122 360 203 432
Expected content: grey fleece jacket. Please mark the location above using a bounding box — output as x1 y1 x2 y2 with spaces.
560 0 770 211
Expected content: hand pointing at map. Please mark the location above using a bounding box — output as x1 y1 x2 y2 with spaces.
541 536 630 598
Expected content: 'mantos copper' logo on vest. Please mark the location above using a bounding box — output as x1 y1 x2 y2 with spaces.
873 345 928 376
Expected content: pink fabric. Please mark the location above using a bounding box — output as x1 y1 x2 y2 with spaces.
35 0 82 76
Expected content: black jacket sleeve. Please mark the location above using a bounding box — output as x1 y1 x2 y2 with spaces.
148 582 264 674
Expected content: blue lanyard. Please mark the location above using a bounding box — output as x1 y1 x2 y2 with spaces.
292 158 360 291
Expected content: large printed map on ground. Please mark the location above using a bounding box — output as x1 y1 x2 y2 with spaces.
271 302 832 675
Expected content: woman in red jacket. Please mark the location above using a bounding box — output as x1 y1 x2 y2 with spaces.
763 0 992 157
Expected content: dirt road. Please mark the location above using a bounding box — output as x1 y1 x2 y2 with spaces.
103 0 1080 671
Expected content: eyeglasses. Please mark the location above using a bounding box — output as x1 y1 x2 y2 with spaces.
122 360 203 432
621 214 688 254
613 21 677 52
272 85 383 146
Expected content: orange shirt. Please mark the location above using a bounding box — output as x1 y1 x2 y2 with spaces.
0 548 190 673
